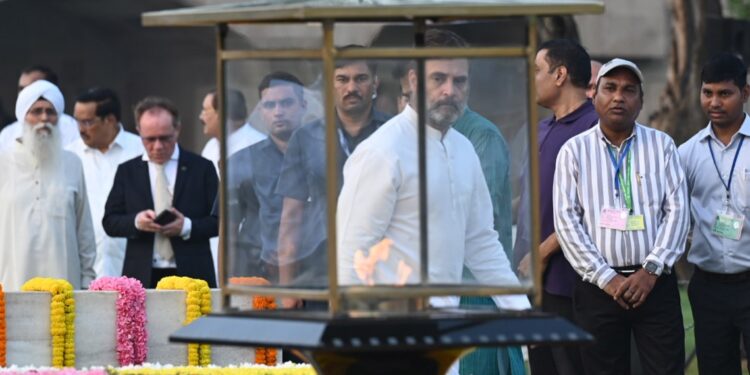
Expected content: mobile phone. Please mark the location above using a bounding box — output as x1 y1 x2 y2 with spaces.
154 209 177 225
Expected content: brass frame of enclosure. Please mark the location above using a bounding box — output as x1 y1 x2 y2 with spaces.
216 18 543 315
141 3 603 26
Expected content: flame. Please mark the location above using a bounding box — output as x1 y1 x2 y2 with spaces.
353 238 393 285
396 260 412 286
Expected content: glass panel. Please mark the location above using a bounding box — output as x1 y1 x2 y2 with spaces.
223 59 327 292
219 23 538 311
333 29 534 309
225 24 322 51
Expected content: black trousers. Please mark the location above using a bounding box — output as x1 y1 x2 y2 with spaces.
573 273 684 375
528 290 585 375
689 268 750 375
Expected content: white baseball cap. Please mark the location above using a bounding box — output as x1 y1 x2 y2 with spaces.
596 58 644 84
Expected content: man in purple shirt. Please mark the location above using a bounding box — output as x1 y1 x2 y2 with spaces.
515 39 598 375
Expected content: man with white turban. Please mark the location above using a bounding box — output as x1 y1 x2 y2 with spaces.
0 66 80 152
0 80 96 291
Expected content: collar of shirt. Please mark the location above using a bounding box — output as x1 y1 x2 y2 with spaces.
555 99 595 125
699 112 750 146
142 144 180 163
595 121 638 148
404 104 446 142
84 124 127 153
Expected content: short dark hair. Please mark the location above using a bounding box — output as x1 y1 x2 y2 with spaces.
425 28 469 48
335 45 378 76
134 96 180 128
257 72 305 102
75 88 121 121
538 39 591 89
405 29 470 71
208 89 248 122
701 52 748 88
21 65 59 85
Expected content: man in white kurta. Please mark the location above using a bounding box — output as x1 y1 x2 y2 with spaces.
0 80 96 291
337 105 529 309
337 55 529 312
66 88 144 277
0 66 80 152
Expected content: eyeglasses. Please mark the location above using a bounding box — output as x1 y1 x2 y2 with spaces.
142 134 176 144
261 98 297 110
27 107 58 117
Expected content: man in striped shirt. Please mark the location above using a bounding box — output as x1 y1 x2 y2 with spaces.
553 58 689 375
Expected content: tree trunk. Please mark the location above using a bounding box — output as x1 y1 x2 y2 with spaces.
648 0 713 144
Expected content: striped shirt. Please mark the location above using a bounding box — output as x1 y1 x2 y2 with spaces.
553 122 689 289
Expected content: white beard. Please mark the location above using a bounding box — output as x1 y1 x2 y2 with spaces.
21 122 62 168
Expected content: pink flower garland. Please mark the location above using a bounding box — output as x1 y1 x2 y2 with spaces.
89 277 147 366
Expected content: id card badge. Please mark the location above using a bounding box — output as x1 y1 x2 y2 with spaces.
601 207 629 231
712 212 744 240
626 215 645 231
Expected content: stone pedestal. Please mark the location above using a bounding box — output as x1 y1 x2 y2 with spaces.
4 289 255 367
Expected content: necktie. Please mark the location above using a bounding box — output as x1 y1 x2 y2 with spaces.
154 163 174 261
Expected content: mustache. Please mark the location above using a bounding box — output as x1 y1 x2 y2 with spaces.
33 122 54 135
343 92 363 101
432 99 460 110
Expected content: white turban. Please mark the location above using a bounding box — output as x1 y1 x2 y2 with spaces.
15 80 65 122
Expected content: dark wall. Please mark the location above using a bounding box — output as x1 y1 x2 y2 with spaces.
0 0 216 153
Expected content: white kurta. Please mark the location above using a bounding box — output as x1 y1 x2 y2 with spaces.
201 123 267 175
0 144 96 291
337 105 530 310
0 114 80 152
66 126 144 277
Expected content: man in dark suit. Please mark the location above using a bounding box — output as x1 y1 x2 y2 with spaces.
103 96 218 288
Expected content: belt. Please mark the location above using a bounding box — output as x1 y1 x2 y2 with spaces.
696 267 750 283
612 265 671 276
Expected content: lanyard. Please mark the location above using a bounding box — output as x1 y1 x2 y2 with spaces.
606 138 633 212
708 135 744 203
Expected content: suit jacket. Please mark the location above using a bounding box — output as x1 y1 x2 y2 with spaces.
102 148 218 287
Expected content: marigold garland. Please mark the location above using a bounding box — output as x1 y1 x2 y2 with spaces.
89 277 148 366
21 278 75 368
156 276 212 366
0 283 6 367
228 277 277 366
0 364 315 374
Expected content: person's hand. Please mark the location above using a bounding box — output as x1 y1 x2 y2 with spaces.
280 298 303 309
603 274 630 310
517 253 532 278
614 269 657 309
159 208 185 237
135 210 162 233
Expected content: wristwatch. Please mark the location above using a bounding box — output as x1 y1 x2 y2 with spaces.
643 261 660 276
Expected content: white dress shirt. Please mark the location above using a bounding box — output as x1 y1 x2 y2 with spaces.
141 146 191 268
66 126 144 277
201 123 266 175
0 145 96 290
0 114 80 152
337 105 530 310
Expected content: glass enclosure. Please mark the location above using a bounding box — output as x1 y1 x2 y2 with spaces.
141 0 605 315
221 20 535 311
